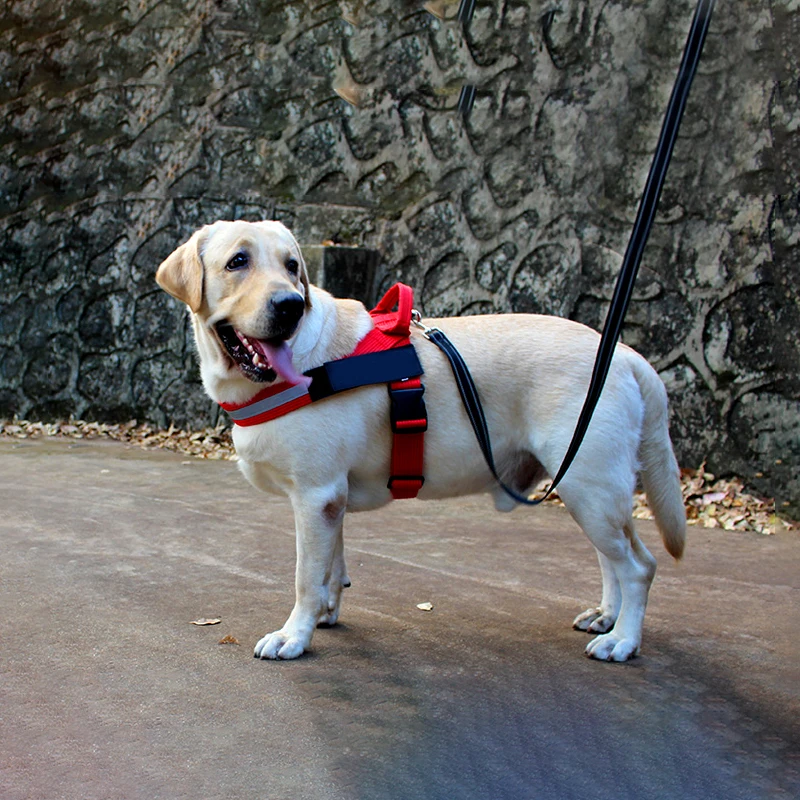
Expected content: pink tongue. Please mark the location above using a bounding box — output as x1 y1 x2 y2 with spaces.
255 340 311 388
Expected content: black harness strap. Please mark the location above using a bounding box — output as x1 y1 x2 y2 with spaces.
305 345 423 402
424 0 716 506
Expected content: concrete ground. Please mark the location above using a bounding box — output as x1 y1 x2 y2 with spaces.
1 438 798 800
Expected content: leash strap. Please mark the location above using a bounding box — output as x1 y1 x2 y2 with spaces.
545 0 716 499
456 0 476 117
419 0 716 506
425 327 545 506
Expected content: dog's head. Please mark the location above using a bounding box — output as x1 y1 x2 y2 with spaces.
156 220 312 385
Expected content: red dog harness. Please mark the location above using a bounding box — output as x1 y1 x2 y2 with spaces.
219 284 428 499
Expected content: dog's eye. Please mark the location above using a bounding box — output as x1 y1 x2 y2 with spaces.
226 252 249 271
286 258 299 276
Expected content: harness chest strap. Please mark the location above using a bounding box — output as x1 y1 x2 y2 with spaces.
218 284 428 500
386 374 427 500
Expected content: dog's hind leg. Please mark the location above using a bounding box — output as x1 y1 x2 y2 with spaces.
559 486 657 662
572 550 621 634
582 520 657 661
254 484 348 660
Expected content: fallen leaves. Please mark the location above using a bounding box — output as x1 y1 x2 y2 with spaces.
416 602 434 612
218 634 240 645
189 618 221 626
632 463 795 536
539 463 796 535
2 419 795 535
0 419 235 460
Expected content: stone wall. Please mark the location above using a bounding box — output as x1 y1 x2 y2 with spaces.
1 0 798 511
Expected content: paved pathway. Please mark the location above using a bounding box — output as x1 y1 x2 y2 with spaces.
1 439 798 799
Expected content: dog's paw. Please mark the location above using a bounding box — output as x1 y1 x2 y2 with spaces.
253 630 308 660
585 632 640 662
572 607 616 634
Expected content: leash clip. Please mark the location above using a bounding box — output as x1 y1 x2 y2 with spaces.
411 309 442 340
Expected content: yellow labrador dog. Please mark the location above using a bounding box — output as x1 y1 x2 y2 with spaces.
156 220 686 662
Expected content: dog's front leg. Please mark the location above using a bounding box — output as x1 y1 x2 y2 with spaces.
317 521 350 627
254 485 347 660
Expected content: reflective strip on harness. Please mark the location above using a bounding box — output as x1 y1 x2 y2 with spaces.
224 382 311 424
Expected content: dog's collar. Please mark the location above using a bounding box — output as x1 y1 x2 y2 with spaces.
218 284 428 499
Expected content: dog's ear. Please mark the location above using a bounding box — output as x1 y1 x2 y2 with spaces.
156 228 208 313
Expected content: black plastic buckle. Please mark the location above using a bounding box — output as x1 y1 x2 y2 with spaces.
388 383 428 434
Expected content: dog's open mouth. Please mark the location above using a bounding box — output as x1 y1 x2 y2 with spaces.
215 324 310 387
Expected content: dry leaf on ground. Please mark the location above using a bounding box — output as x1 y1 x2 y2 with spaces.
632 462 792 536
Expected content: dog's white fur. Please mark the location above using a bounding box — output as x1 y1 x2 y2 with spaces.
157 220 686 662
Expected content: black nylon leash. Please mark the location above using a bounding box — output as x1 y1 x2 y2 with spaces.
424 323 539 505
422 0 716 506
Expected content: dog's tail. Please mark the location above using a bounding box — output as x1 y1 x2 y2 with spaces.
630 356 686 560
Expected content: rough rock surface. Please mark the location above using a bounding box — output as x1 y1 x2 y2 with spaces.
1 0 798 511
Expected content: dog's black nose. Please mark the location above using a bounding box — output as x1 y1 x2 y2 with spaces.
270 292 305 330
